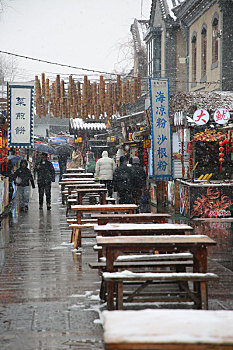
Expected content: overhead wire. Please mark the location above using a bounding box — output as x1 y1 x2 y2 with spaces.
0 49 222 86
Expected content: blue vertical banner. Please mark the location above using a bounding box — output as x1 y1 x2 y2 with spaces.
149 78 172 180
8 82 34 148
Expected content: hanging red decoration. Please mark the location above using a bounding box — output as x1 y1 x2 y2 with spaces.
219 157 224 172
219 136 225 173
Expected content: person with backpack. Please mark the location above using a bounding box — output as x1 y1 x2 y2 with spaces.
113 156 132 204
13 159 35 211
130 156 147 206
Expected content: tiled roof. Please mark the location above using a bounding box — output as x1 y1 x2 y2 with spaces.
69 118 106 132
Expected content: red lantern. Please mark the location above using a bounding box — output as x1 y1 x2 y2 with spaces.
219 141 223 146
219 157 224 172
219 147 224 152
219 153 224 157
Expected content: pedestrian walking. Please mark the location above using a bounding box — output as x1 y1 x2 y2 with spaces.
13 159 35 211
86 152 96 175
95 150 116 197
113 156 132 204
35 153 55 210
71 146 83 168
0 160 14 201
130 156 147 206
58 154 68 182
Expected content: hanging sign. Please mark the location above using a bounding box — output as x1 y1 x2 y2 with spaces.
193 109 209 125
149 78 172 180
8 83 34 148
174 111 183 126
214 108 230 124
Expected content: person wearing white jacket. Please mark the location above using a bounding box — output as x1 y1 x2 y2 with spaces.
95 151 116 197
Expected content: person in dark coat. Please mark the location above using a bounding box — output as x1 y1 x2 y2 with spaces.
0 160 14 201
113 156 132 204
131 156 147 206
58 154 68 182
13 159 35 211
35 153 55 210
86 152 96 174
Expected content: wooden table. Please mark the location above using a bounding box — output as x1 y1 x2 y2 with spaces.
72 204 138 224
65 168 85 173
94 223 193 236
60 179 96 203
96 235 216 310
103 309 233 349
91 213 171 225
62 173 94 178
76 188 108 205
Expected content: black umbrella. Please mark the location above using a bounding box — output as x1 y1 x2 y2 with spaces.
55 144 74 158
33 143 57 155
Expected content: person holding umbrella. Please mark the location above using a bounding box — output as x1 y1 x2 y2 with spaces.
35 153 55 210
55 144 73 181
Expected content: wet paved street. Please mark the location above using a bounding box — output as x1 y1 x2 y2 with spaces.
0 182 104 350
0 182 232 349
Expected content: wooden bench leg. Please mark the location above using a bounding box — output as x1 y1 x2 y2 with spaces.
200 281 208 310
73 228 80 249
116 282 123 310
100 278 107 301
70 228 74 243
78 229 82 248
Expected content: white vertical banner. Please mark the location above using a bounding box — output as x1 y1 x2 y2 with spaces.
8 82 34 147
149 78 172 180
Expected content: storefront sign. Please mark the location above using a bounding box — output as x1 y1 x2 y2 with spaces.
214 108 230 124
149 78 172 180
75 137 82 143
193 109 209 126
174 111 183 126
8 83 34 148
144 139 151 148
132 132 143 142
0 136 2 148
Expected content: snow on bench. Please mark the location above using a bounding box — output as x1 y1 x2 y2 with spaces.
103 309 233 349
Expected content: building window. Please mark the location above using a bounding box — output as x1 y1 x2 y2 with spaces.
153 34 161 77
147 40 154 77
212 14 219 64
191 33 197 82
146 31 161 77
201 25 207 77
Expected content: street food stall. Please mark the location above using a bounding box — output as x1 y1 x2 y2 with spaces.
171 91 233 218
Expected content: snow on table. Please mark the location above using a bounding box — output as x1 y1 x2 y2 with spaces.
103 309 233 345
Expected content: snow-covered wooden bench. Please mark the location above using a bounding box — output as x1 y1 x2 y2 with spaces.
90 253 194 301
102 270 219 310
103 309 233 350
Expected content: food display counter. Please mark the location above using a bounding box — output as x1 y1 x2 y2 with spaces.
177 179 233 219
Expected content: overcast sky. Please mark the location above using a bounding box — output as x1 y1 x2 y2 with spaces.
0 0 151 83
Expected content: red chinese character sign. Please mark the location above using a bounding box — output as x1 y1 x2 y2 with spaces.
149 78 172 180
8 82 34 148
214 108 230 125
193 109 209 126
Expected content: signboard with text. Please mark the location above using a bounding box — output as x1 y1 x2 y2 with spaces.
149 78 172 180
8 83 34 148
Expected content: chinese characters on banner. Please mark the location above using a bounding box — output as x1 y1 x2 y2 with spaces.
149 78 172 180
8 83 34 147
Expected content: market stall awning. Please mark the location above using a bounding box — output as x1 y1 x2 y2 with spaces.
69 118 107 133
